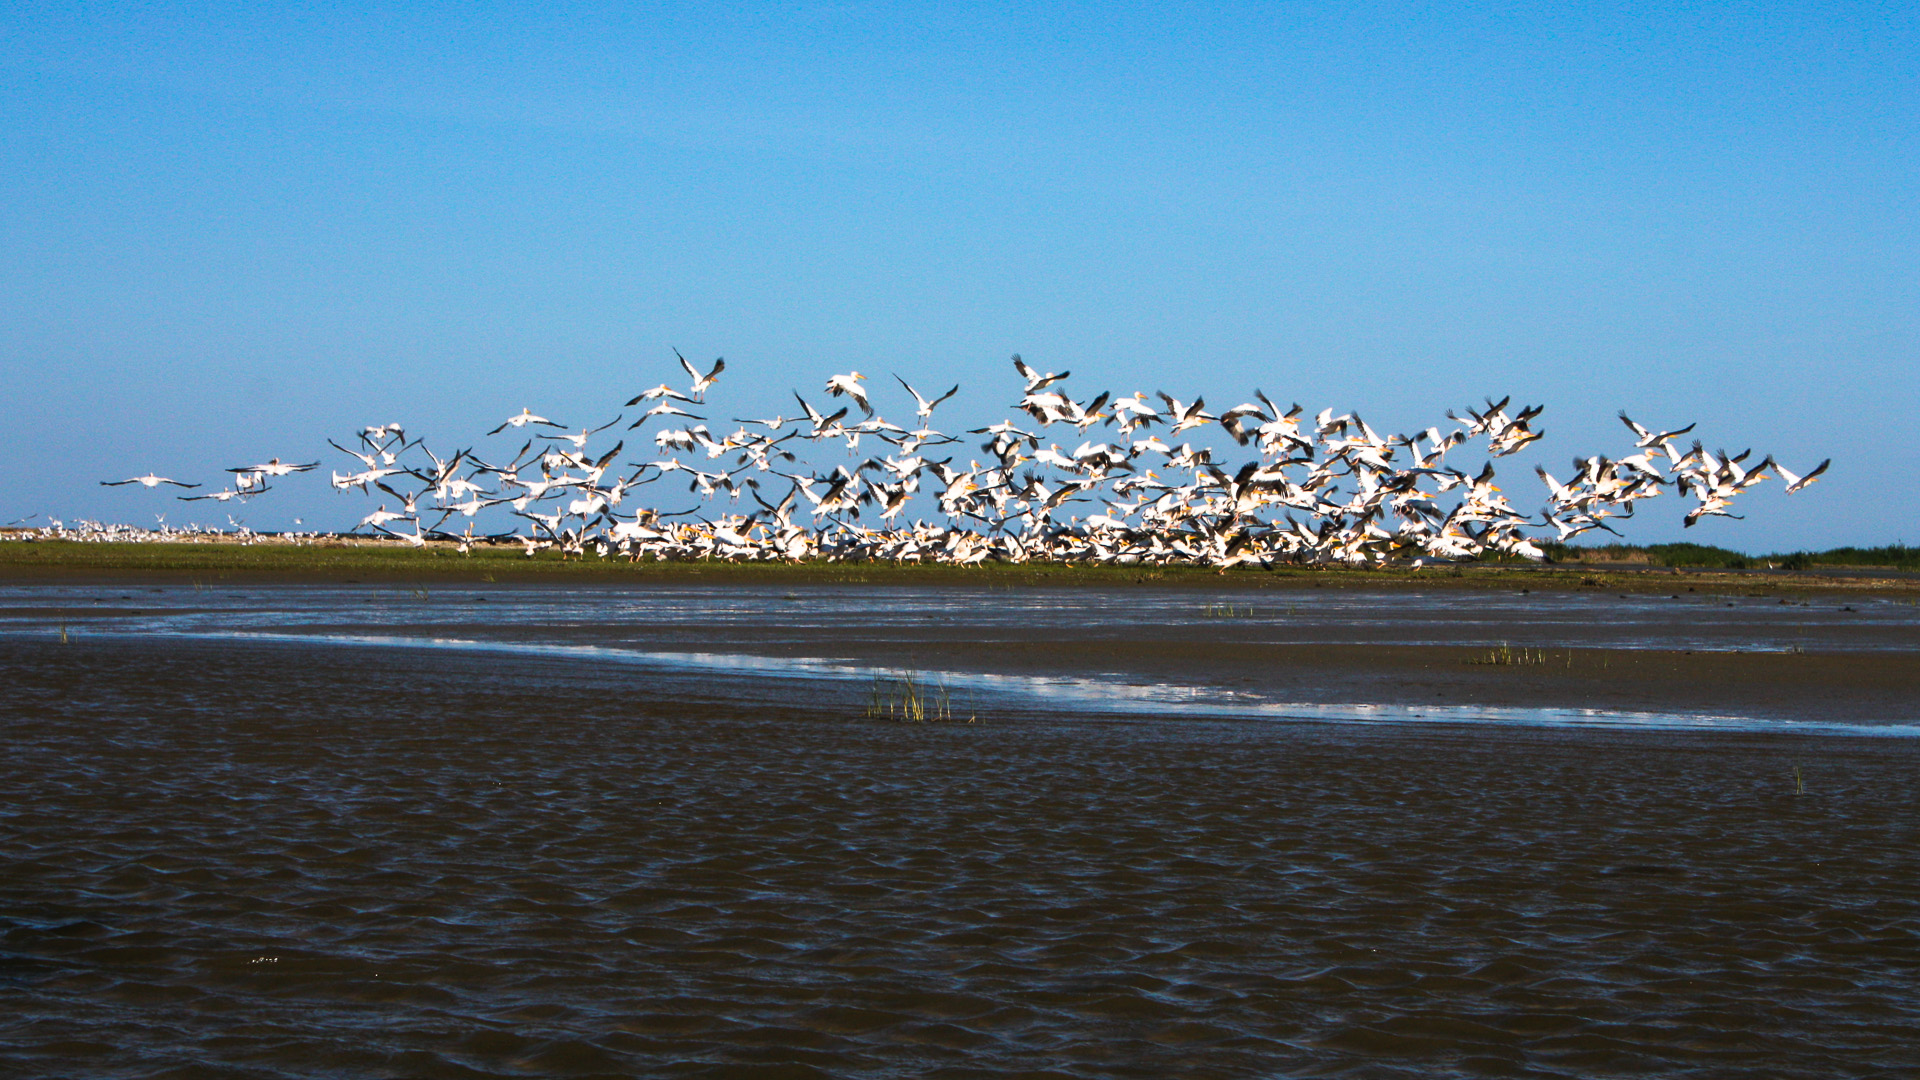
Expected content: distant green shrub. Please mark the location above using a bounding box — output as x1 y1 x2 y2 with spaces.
1793 544 1920 569
1548 541 1917 570
1645 543 1749 568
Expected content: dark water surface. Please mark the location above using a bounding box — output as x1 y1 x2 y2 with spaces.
4 631 1918 1078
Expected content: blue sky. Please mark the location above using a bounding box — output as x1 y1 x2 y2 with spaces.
3 1 1914 548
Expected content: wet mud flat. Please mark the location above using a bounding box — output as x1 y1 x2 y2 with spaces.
15 576 1920 726
4 636 1918 1079
9 580 1920 727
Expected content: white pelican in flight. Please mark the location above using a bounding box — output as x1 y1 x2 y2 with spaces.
102 474 199 489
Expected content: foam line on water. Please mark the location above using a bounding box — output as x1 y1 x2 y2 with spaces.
19 625 1916 738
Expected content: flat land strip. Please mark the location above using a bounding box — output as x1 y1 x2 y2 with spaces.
3 538 1916 595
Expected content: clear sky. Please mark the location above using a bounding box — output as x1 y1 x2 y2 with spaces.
3 1 1914 548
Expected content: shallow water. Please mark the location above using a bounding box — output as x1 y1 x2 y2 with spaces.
26 627 1908 738
3 634 1917 1078
6 580 1919 652
6 581 1920 733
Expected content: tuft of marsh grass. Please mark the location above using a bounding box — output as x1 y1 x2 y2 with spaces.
866 670 975 723
1464 644 1612 670
1468 642 1546 666
1201 601 1256 618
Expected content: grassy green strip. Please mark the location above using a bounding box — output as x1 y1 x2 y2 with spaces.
1544 542 1920 570
1 538 1915 593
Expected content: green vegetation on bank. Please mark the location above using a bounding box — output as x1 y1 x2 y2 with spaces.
1543 541 1920 571
0 539 1322 586
0 536 1914 592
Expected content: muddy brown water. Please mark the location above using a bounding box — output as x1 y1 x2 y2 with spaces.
4 627 1918 1078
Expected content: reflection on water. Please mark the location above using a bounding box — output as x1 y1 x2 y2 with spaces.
2 635 1917 1079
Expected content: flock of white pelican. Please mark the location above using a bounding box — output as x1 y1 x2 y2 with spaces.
93 353 1829 567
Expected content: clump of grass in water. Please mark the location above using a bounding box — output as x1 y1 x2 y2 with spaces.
1794 766 1806 795
1466 642 1552 666
866 670 974 723
1464 646 1611 670
1201 601 1256 618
